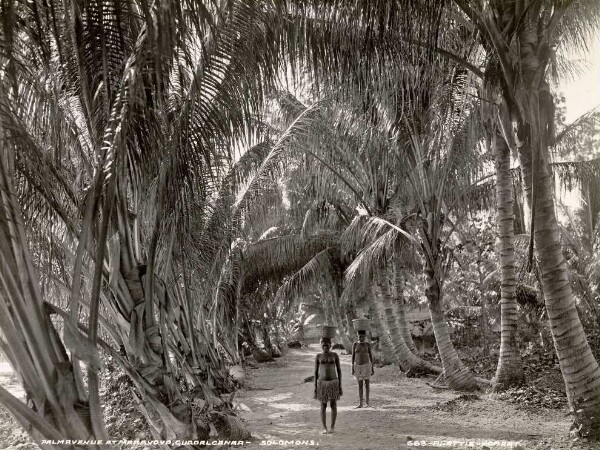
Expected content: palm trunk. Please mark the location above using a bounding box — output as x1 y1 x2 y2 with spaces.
392 260 418 354
418 202 478 391
339 313 354 353
262 321 275 356
320 287 333 324
379 271 441 375
369 287 399 365
425 271 478 391
327 287 353 351
395 300 418 353
492 130 525 391
346 309 357 340
242 319 272 363
331 284 353 351
515 100 600 435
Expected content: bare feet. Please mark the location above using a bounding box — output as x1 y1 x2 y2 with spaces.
329 428 335 434
354 404 363 409
364 403 372 408
322 429 329 434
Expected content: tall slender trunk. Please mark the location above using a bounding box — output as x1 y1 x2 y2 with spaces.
515 99 600 435
392 260 418 354
320 287 333 324
369 287 398 365
345 309 357 340
331 284 353 352
262 320 276 356
379 270 441 375
492 129 525 391
419 203 478 391
425 271 478 391
476 250 490 357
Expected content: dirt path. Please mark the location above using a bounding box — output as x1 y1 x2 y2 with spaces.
235 346 573 450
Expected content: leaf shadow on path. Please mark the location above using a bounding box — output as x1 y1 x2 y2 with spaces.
235 346 569 449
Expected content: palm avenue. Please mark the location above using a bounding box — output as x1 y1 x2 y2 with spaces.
0 0 599 447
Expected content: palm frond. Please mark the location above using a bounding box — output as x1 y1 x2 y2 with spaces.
241 233 339 295
274 248 337 313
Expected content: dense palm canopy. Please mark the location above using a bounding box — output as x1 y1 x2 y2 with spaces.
0 0 599 445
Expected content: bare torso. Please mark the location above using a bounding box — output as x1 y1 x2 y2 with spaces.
353 342 371 365
317 352 339 381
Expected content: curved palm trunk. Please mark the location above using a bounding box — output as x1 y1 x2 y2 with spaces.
515 104 600 435
395 299 419 354
379 271 441 375
476 4 600 434
320 287 334 324
392 260 418 354
369 286 399 365
326 287 353 351
425 272 478 391
332 285 354 352
345 309 358 341
262 321 276 356
418 201 478 391
492 130 525 391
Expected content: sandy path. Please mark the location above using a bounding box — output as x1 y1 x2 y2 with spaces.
235 346 570 450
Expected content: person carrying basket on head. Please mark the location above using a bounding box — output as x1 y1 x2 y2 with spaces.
352 329 374 408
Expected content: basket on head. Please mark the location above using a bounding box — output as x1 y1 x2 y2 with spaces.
370 323 381 338
320 325 337 339
352 318 370 332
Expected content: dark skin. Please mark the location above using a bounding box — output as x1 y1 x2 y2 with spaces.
314 340 342 433
351 333 374 408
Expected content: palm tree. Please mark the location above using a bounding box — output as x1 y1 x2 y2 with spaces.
0 144 104 442
450 0 600 435
369 290 400 366
390 65 483 391
282 0 600 430
378 267 442 374
391 259 420 355
268 89 447 375
490 119 526 390
0 0 294 441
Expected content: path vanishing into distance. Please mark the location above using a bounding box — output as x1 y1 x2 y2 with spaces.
235 346 572 450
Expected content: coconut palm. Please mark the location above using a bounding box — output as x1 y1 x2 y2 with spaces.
282 0 600 428
369 290 400 366
3 0 599 440
395 112 481 391
391 259 420 355
378 267 442 374
490 119 526 390
267 88 448 374
0 0 297 441
449 0 600 434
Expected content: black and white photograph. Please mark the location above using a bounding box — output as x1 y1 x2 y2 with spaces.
0 1 599 449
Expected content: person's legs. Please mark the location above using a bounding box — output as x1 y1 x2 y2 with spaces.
365 379 370 407
321 402 328 433
357 380 364 407
330 400 337 432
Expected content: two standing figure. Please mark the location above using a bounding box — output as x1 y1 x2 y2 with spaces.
314 330 374 434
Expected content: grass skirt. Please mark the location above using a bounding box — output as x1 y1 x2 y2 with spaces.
353 362 372 380
315 379 340 403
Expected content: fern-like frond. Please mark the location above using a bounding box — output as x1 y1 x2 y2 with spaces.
274 248 337 313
